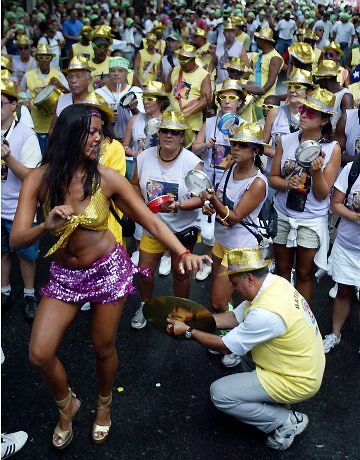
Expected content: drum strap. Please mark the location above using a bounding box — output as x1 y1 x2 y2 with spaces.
3 119 19 141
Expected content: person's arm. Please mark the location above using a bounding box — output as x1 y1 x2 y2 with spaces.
340 93 354 112
48 105 59 136
331 187 360 223
165 68 173 93
240 45 250 67
262 107 279 158
335 112 352 166
122 115 137 158
183 74 211 118
262 56 283 94
243 81 265 96
133 52 141 81
311 143 341 201
192 122 214 155
1 142 32 181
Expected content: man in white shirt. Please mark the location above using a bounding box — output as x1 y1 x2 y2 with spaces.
275 11 297 56
313 11 332 41
331 12 356 65
38 24 63 70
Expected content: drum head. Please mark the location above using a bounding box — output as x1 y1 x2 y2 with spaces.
119 92 136 107
185 170 212 196
217 113 240 134
144 118 161 137
295 140 322 168
34 85 55 104
147 194 173 213
143 296 216 338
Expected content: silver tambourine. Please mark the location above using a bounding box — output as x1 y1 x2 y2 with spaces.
185 170 212 196
144 117 161 137
217 113 241 134
295 140 322 169
119 91 136 108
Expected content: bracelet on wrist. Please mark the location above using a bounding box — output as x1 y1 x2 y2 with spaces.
178 249 191 258
219 205 230 223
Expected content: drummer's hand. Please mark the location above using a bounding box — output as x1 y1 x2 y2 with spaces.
311 155 324 172
178 253 212 277
205 137 216 149
49 77 62 88
1 143 11 160
287 175 301 190
200 189 215 203
128 99 138 112
228 125 237 136
208 44 217 55
45 205 75 230
97 77 109 88
202 201 215 216
161 201 176 213
166 318 188 336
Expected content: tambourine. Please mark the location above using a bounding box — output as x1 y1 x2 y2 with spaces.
147 194 173 213
295 140 322 168
144 117 161 137
217 113 241 135
185 170 212 196
119 91 136 108
143 296 216 338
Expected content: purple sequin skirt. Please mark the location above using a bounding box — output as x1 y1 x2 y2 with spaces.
40 243 150 304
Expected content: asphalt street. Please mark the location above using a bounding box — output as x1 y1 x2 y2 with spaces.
1 234 360 460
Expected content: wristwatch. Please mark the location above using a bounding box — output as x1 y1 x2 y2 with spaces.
184 327 193 339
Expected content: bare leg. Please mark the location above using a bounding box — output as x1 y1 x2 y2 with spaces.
138 250 163 302
295 246 317 302
211 254 233 312
170 243 196 298
332 284 354 336
19 257 36 289
1 252 11 287
273 243 295 282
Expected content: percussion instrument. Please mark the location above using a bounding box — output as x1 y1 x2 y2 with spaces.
147 194 173 213
119 91 136 108
295 140 322 169
185 169 213 223
144 117 161 137
34 85 62 116
143 296 216 339
217 113 241 134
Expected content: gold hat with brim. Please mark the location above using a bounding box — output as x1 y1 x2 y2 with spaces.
76 91 114 123
223 20 237 30
254 27 275 43
283 67 314 87
152 22 167 32
1 79 18 99
142 81 169 97
194 27 207 38
313 59 338 78
323 41 343 56
80 25 94 36
221 247 271 276
14 34 33 46
146 33 157 43
223 57 254 75
1 56 12 71
215 78 246 96
34 44 56 58
1 69 15 81
63 56 94 72
304 29 317 41
297 87 336 115
288 42 314 64
178 44 197 59
157 110 195 149
92 25 114 43
227 121 269 146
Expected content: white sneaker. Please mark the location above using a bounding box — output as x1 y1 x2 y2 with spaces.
195 263 212 281
328 283 338 299
221 353 242 368
266 411 309 451
131 250 140 265
1 431 28 459
159 255 171 276
208 348 221 355
81 302 91 311
323 333 341 353
131 304 147 329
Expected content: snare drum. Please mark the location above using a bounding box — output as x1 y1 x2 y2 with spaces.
295 140 322 168
217 113 241 134
34 85 63 116
119 91 136 108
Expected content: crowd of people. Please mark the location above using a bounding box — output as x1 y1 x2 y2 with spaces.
1 0 360 458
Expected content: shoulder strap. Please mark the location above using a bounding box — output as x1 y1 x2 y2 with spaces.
344 159 360 204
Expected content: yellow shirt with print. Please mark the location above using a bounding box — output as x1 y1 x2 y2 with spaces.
138 49 161 85
245 275 325 404
72 42 94 60
255 48 283 106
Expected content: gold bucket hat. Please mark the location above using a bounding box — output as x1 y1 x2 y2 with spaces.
34 44 56 57
297 87 336 115
13 33 33 46
142 81 169 97
215 78 246 96
223 57 254 75
152 22 167 32
63 56 94 72
284 67 314 87
1 78 18 99
80 24 94 37
288 42 314 64
223 20 237 30
313 59 338 78
228 122 269 145
92 25 113 44
178 44 197 59
1 56 12 71
304 29 318 41
221 247 270 276
194 27 207 38
157 110 195 148
323 41 344 56
76 91 115 123
254 27 275 43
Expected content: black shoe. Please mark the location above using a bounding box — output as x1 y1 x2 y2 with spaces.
1 292 13 307
24 295 39 321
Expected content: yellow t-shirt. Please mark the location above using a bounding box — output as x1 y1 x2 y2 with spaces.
138 49 161 85
169 65 209 131
349 82 360 107
255 48 283 106
72 42 94 60
351 47 360 69
90 56 110 79
245 275 325 404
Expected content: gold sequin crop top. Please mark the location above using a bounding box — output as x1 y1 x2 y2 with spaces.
44 186 110 257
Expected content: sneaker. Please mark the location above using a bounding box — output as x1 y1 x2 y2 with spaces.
195 263 212 281
23 295 38 321
1 431 28 459
131 250 139 266
266 411 309 451
328 283 338 299
159 255 171 276
131 305 147 329
323 333 341 353
81 302 91 311
221 353 242 368
208 348 220 355
1 293 12 308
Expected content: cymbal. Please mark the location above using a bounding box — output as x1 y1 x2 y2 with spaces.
143 296 216 339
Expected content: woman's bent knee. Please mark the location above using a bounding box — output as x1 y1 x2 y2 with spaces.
29 345 54 369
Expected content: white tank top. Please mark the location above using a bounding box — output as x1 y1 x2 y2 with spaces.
56 93 73 116
161 54 179 82
12 55 36 86
216 40 243 83
332 87 350 129
131 112 159 153
344 108 360 157
137 146 202 233
215 167 268 249
275 131 338 218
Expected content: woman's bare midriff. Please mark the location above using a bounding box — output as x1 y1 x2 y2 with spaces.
53 229 117 269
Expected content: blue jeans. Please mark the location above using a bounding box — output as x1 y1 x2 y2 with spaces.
2 219 39 260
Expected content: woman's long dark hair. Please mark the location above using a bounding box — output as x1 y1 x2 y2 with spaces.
320 115 334 143
42 104 105 208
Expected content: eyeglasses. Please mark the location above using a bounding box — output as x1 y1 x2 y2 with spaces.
218 94 240 101
299 105 321 119
37 55 52 61
159 128 183 136
286 83 308 90
231 141 251 149
17 46 30 51
262 104 277 111
1 101 12 107
142 96 158 102
178 57 192 64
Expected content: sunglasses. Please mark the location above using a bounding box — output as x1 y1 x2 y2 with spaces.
299 105 321 119
324 51 337 58
218 94 240 101
37 55 52 61
18 46 30 51
142 96 158 102
178 57 192 64
231 141 251 149
159 128 183 136
286 83 308 90
262 104 277 110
